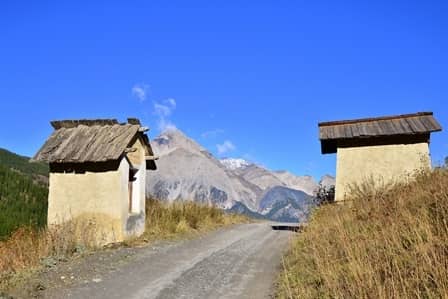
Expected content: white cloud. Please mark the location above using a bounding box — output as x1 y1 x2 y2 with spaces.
157 118 177 132
154 103 172 117
166 98 176 109
154 98 177 131
201 129 225 139
132 83 150 102
217 140 236 155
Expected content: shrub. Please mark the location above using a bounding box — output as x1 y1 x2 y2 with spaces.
315 183 335 205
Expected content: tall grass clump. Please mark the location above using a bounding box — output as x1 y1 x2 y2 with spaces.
0 221 98 290
142 198 248 240
278 168 448 299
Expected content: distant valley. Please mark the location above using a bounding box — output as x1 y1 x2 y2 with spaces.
146 129 335 222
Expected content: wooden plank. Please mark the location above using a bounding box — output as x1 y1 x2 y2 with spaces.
397 118 413 133
376 120 389 135
428 116 442 130
424 116 441 131
391 119 407 134
319 127 328 139
358 123 368 136
408 117 427 133
388 119 404 135
326 125 337 139
317 112 441 143
318 112 433 127
382 119 398 135
83 126 110 162
342 124 353 139
405 118 421 133
362 122 373 136
350 123 360 137
334 125 346 139
418 116 432 132
420 115 441 131
325 127 331 139
331 126 343 139
34 123 141 163
370 122 381 136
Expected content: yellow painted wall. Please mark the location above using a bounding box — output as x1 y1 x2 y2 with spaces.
335 142 431 201
48 158 130 244
47 137 149 244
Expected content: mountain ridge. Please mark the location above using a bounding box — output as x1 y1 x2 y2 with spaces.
146 128 335 222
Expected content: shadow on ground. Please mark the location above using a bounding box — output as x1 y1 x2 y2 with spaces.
271 225 300 232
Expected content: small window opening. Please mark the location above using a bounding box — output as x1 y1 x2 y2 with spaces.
129 167 138 213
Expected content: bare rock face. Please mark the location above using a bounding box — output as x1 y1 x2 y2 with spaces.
258 186 315 222
234 164 285 192
272 171 318 195
146 129 259 210
319 174 336 189
146 128 332 222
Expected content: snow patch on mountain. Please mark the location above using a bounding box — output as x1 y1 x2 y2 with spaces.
219 158 251 170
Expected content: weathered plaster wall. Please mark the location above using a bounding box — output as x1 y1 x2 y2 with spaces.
48 158 129 244
335 142 431 201
124 137 146 237
48 137 149 244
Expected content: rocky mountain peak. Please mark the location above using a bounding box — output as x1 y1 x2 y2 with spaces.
147 128 334 222
319 175 336 189
152 128 206 157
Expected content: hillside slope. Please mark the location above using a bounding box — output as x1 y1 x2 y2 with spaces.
0 148 48 180
259 186 314 223
0 149 48 238
278 169 448 298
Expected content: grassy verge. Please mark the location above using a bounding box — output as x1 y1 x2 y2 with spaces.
278 168 448 299
0 198 248 291
141 198 248 241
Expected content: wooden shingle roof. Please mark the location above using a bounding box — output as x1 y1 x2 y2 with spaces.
33 118 157 169
319 112 442 154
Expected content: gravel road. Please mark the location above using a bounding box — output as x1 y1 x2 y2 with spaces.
29 223 295 299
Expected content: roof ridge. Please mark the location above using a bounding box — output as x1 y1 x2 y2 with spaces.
318 112 433 127
51 119 120 130
50 118 144 130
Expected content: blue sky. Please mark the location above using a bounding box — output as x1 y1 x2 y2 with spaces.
0 1 447 179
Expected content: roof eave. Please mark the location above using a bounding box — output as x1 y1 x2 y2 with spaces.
320 132 434 155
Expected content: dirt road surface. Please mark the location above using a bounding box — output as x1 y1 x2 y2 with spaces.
13 223 296 299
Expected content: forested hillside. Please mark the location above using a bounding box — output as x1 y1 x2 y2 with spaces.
0 148 48 239
0 148 48 179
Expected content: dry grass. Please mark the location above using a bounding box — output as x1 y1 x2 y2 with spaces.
141 198 249 241
0 221 98 290
278 168 448 299
0 198 247 290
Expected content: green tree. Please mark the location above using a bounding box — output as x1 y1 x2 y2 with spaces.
0 162 48 239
